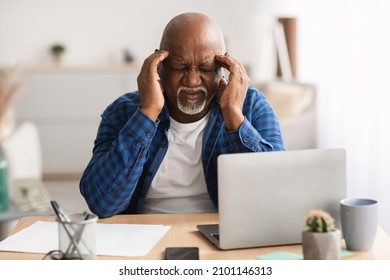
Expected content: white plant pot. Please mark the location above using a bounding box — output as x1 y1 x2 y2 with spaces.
302 229 341 260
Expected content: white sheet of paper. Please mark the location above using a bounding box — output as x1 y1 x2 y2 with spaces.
0 221 170 257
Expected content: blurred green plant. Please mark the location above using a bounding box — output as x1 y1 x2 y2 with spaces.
50 43 66 57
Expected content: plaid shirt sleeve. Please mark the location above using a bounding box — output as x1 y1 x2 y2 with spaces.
80 103 158 218
223 88 285 153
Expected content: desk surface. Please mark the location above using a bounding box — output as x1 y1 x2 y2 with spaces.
1 213 389 260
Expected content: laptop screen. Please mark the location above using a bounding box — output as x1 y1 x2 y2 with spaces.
214 149 346 249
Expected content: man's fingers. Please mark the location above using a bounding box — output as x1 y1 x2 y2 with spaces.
154 49 169 61
215 53 246 76
215 53 231 70
150 50 169 70
138 50 169 94
141 50 169 72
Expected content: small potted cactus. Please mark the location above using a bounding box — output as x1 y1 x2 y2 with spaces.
302 209 341 260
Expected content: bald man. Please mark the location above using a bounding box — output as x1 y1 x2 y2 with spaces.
80 13 285 217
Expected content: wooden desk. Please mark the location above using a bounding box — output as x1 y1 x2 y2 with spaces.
1 213 389 260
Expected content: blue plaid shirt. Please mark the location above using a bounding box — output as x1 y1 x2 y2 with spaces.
80 86 285 217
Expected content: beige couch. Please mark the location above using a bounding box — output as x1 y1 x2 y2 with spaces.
257 81 316 150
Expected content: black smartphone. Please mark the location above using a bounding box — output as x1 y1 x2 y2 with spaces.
164 247 199 260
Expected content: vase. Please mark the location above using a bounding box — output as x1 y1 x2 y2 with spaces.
52 55 62 65
302 229 341 260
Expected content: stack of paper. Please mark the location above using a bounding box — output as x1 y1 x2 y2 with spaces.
0 221 170 257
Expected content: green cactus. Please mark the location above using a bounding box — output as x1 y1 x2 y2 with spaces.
305 209 335 232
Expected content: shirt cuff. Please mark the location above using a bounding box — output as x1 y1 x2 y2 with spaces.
121 108 159 146
225 117 273 152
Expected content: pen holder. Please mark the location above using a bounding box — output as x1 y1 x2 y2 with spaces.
56 213 98 260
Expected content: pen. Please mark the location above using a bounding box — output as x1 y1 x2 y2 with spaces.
50 200 70 223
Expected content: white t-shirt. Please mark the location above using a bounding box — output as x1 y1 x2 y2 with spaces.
142 113 216 213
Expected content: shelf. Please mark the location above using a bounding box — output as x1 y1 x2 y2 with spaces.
20 63 141 73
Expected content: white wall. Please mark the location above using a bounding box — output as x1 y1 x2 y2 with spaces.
0 0 277 81
250 0 390 235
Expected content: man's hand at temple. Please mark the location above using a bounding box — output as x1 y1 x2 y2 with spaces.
138 50 169 121
215 53 250 131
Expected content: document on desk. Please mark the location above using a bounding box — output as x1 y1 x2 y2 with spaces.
0 221 170 257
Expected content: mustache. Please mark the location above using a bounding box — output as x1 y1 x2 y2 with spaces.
177 86 208 95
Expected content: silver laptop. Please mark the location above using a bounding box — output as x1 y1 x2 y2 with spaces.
197 148 346 250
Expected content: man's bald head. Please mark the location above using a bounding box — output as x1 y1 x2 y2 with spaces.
159 12 225 53
158 13 226 122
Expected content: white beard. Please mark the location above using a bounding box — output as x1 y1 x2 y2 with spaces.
177 86 207 115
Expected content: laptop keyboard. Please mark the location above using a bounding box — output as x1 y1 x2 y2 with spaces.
211 234 220 241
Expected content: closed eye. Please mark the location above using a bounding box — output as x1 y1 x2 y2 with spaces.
199 67 213 73
172 67 186 72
